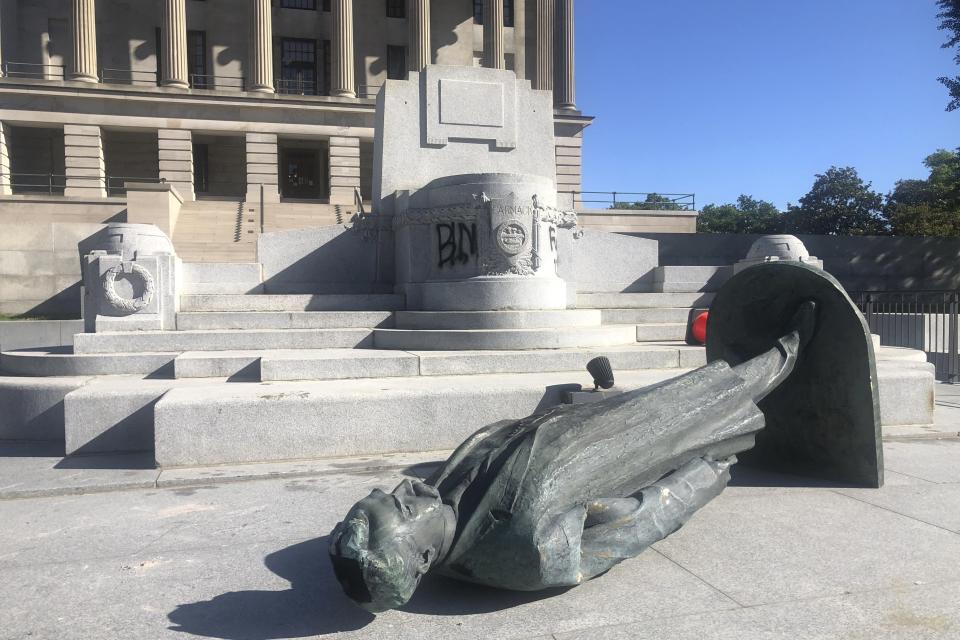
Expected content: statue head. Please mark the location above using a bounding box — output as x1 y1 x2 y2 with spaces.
329 479 453 612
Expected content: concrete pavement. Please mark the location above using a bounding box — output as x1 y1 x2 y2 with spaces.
1 392 959 638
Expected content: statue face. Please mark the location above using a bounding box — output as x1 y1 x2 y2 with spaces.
330 480 447 612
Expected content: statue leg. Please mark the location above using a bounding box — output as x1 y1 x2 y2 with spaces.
579 456 733 580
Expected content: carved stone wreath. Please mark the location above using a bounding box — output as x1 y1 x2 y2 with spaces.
102 263 155 313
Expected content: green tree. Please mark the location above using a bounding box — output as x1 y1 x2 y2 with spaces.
697 195 785 234
938 0 960 111
612 193 685 211
787 166 887 235
887 149 960 235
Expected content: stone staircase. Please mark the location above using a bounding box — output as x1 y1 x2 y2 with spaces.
172 201 357 264
0 270 938 469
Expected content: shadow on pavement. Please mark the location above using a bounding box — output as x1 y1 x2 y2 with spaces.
402 573 572 616
167 537 375 639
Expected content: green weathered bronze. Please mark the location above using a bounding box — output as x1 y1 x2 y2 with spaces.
329 262 881 612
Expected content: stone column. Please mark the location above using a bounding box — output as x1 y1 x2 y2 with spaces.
483 0 505 70
329 135 360 205
555 0 575 109
409 0 431 73
534 0 553 91
246 132 280 204
0 123 11 196
158 129 194 201
248 0 274 93
331 0 356 98
70 0 99 83
162 0 189 88
64 124 106 198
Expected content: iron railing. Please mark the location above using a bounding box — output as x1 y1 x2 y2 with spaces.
190 73 245 91
357 84 382 99
99 68 159 86
7 173 67 195
4 173 163 197
852 290 959 382
275 78 318 95
568 191 697 212
2 61 65 80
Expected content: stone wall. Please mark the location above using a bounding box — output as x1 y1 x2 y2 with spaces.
638 233 960 292
0 223 105 316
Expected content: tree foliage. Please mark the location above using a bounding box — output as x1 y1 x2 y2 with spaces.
697 195 785 234
786 166 887 235
612 193 685 211
938 0 960 111
887 149 960 235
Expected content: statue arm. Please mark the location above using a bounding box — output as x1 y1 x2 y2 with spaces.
578 456 734 580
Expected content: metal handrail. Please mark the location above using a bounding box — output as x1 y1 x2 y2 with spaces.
189 73 245 90
275 78 318 95
357 84 382 99
99 68 159 86
7 172 68 195
2 61 66 80
354 186 365 215
852 290 960 382
567 191 697 212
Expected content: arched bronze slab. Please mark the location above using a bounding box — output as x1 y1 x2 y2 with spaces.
706 262 883 488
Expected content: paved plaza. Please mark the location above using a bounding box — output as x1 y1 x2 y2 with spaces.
1 385 958 640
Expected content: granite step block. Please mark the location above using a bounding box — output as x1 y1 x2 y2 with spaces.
578 292 714 309
73 329 374 354
179 294 406 312
176 311 395 331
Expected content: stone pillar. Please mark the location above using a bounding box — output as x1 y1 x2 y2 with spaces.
555 133 582 208
534 0 554 91
64 124 106 198
158 129 194 201
246 132 280 204
555 0 575 109
162 0 189 88
409 0 431 73
70 0 98 83
0 123 11 196
483 0 505 70
248 0 274 93
329 136 360 206
331 0 356 98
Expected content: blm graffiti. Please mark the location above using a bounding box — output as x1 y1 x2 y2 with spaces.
437 222 478 269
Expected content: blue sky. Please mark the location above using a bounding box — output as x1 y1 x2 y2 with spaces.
576 0 960 209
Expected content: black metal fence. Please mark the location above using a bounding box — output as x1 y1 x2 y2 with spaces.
852 290 959 382
567 191 697 211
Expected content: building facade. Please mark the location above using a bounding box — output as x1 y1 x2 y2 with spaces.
0 0 588 219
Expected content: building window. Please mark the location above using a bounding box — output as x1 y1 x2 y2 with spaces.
473 0 514 27
387 45 407 80
279 38 317 95
386 0 405 18
323 0 331 10
280 0 316 9
187 30 207 88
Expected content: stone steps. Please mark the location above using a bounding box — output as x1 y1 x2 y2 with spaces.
72 328 374 354
176 311 395 331
170 344 708 381
601 308 697 324
578 292 715 309
635 323 688 342
180 263 263 295
180 293 406 312
372 325 637 351
395 309 602 330
0 348 176 377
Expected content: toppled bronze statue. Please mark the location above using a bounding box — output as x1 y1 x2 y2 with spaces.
330 262 882 612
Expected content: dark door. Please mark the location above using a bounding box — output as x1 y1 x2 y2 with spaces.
281 149 321 198
193 143 209 194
